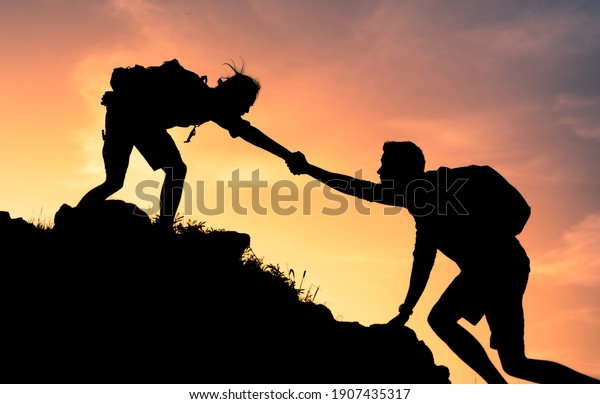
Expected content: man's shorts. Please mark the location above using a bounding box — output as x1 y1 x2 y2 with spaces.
440 237 530 351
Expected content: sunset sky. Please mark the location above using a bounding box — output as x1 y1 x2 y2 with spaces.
1 0 599 384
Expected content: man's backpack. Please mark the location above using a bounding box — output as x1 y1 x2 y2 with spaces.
107 59 209 134
440 165 531 236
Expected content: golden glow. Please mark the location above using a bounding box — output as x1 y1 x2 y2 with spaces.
1 1 599 383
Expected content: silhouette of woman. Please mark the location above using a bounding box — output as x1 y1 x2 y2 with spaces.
78 59 296 229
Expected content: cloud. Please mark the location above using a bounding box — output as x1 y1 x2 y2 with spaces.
525 211 600 377
554 94 600 142
359 1 600 114
533 213 600 285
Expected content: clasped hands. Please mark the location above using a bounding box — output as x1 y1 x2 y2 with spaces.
286 151 310 175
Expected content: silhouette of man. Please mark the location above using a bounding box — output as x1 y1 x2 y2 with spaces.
287 141 599 384
78 60 296 229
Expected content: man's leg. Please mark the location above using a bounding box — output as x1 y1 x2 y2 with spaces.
488 267 600 384
493 287 600 384
498 347 600 384
428 274 507 384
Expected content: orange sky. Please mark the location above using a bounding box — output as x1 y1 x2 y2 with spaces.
1 0 599 384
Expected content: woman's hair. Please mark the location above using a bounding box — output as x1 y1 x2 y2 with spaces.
217 60 261 101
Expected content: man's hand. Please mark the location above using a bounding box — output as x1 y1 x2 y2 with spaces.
286 151 309 175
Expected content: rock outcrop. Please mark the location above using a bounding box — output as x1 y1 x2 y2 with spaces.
0 202 450 383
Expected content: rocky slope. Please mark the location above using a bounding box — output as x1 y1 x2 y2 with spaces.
0 201 450 383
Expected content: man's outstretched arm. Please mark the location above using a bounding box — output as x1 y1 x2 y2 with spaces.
287 151 380 202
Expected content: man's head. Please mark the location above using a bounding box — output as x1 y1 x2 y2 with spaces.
377 141 426 185
214 62 260 116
